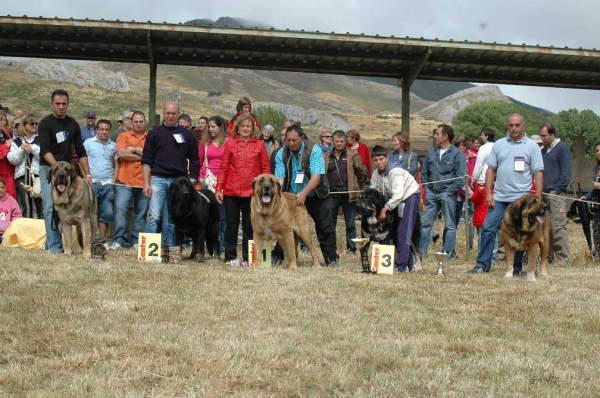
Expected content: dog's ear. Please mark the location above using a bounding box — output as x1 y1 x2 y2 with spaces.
276 180 282 197
46 165 54 183
69 164 77 182
252 179 257 192
510 197 525 228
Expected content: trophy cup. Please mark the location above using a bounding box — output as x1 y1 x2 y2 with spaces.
434 251 449 275
352 238 372 273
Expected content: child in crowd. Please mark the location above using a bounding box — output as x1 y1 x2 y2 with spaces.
0 177 22 244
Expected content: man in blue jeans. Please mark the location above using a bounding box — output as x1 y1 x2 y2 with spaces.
419 124 466 261
469 114 544 275
142 101 199 247
38 89 92 253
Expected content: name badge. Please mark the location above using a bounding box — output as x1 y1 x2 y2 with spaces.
514 156 525 172
56 130 68 144
295 169 305 184
173 134 185 143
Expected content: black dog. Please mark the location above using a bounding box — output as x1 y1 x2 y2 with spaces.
356 189 394 272
168 177 220 262
356 188 421 272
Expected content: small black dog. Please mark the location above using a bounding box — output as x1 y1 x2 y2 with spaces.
356 189 394 272
168 177 220 262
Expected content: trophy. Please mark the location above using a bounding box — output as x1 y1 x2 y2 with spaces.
352 238 372 273
434 251 449 275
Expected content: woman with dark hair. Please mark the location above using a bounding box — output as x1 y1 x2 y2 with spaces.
0 112 16 200
199 115 228 252
194 116 209 144
347 129 372 179
7 114 42 218
227 97 260 136
216 113 270 266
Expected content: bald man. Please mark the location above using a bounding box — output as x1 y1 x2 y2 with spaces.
142 101 199 248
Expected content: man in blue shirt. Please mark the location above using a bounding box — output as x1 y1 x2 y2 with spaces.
274 125 339 267
80 111 98 141
469 114 544 274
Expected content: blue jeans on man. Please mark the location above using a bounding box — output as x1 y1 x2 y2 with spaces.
93 183 115 224
39 164 63 253
419 190 458 257
476 200 522 273
330 194 357 253
144 176 176 246
114 184 149 247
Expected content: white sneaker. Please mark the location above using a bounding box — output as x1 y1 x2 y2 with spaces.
109 242 123 251
132 244 138 251
103 243 109 250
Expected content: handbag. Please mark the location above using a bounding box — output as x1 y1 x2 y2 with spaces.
201 144 217 192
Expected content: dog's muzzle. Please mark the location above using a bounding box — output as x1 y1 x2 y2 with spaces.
55 172 67 193
261 185 273 204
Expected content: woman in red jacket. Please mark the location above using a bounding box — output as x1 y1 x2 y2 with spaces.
216 113 270 266
0 112 17 200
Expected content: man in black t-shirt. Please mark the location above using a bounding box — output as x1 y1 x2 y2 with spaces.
38 89 91 253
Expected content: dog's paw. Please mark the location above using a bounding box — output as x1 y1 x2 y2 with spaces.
527 272 536 282
504 271 514 278
196 254 205 263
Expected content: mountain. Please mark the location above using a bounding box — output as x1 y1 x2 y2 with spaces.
417 85 512 122
363 77 475 102
507 96 556 117
184 17 273 29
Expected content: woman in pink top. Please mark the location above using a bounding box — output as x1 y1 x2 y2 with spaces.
199 115 228 253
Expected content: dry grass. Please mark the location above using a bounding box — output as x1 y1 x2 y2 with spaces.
1 219 599 396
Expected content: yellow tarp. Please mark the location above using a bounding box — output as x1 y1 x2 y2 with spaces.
1 218 46 249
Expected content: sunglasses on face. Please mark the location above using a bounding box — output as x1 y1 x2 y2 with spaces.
322 135 332 138
27 122 38 126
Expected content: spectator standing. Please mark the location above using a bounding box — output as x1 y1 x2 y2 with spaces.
227 97 260 136
419 124 466 261
84 119 118 240
539 123 572 266
274 125 339 267
0 112 17 199
216 113 270 266
347 129 372 179
0 177 22 244
370 145 421 272
469 114 544 274
261 124 280 159
110 109 134 143
178 114 193 130
112 111 149 250
38 89 91 253
194 116 208 144
80 111 98 141
318 129 333 153
582 143 600 259
7 114 42 218
200 115 228 252
325 130 365 254
142 102 199 247
389 131 418 177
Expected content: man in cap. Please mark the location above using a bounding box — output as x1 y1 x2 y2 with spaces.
110 109 134 142
81 111 98 141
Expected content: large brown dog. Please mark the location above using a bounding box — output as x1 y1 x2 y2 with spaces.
500 194 550 281
250 174 321 270
47 161 98 258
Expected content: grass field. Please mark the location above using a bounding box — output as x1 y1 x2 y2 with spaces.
1 220 599 396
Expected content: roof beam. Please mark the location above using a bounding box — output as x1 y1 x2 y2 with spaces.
405 47 431 86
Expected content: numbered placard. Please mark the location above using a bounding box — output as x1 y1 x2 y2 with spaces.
371 244 395 274
138 233 162 262
249 240 272 268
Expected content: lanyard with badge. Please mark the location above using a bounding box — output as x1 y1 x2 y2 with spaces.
173 133 185 143
56 130 69 143
514 156 525 171
293 146 305 184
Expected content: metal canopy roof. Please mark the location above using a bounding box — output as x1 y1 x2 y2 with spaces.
2 15 600 89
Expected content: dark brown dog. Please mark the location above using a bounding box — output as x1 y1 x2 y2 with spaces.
500 194 551 281
47 161 98 258
250 173 321 270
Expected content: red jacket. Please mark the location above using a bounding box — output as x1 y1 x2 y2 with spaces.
227 112 260 137
0 130 16 199
216 137 270 197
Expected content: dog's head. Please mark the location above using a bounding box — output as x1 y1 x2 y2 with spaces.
252 174 281 206
169 177 196 204
509 194 548 232
48 161 77 194
357 188 387 215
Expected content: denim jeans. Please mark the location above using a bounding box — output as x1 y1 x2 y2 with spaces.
114 184 149 247
144 176 176 246
93 183 115 224
39 164 63 253
330 194 357 252
419 190 458 256
476 200 522 272
477 226 498 264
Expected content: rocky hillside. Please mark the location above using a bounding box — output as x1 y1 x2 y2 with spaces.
417 85 511 122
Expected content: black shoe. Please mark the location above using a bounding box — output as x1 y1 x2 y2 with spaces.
447 252 457 262
432 231 440 244
513 269 522 276
468 266 485 274
327 260 340 268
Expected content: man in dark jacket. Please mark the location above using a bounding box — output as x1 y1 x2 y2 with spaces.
142 101 199 247
419 124 466 261
539 123 572 266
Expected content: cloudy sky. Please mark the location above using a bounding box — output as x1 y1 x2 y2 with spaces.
5 0 600 114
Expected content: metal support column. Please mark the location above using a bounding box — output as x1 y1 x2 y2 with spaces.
399 47 432 134
147 29 157 128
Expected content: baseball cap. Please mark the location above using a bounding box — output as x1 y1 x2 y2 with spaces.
86 111 96 118
117 116 124 122
530 134 543 144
